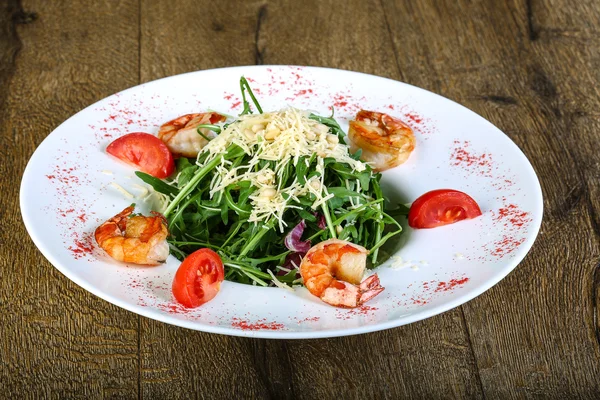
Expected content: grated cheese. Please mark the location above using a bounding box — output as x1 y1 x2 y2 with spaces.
197 108 371 231
389 255 421 271
267 270 295 292
110 182 134 199
131 183 149 199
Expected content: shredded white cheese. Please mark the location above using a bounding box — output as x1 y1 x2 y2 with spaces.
110 182 134 199
267 270 295 292
389 255 422 271
131 183 149 199
197 108 370 231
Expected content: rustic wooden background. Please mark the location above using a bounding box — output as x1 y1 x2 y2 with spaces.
1 0 599 398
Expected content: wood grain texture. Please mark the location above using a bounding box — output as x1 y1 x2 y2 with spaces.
138 1 483 399
380 0 600 398
0 0 140 398
1 0 599 398
140 0 259 81
257 1 485 399
138 1 273 398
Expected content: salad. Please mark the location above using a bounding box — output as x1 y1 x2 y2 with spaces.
95 77 481 309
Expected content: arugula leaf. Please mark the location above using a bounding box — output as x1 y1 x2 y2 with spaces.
296 156 309 185
386 203 411 217
327 187 363 199
297 209 317 222
134 171 177 196
239 76 263 115
162 76 405 283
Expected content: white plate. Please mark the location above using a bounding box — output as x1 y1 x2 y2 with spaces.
20 66 542 339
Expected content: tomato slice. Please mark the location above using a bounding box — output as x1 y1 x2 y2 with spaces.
408 189 482 229
172 249 225 308
106 132 175 178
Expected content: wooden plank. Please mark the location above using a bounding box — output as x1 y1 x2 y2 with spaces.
0 0 140 397
138 1 272 398
138 0 484 399
251 0 399 77
381 0 600 397
259 0 485 398
4 0 595 397
139 0 259 81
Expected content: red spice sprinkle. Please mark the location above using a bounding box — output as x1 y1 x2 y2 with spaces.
129 280 144 289
347 305 378 315
404 112 422 124
332 94 348 108
298 316 320 323
336 304 380 320
295 89 312 96
77 213 87 223
231 101 241 109
485 203 531 259
231 318 284 331
495 204 530 228
157 302 195 315
450 140 493 176
411 297 429 305
434 277 470 293
490 236 526 257
398 276 471 307
68 232 95 259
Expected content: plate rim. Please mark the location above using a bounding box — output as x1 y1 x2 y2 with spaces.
20 65 544 339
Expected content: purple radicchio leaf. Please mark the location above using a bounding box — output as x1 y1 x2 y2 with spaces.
284 220 311 253
278 252 304 277
313 212 327 230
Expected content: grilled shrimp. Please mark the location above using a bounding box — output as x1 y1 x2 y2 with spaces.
348 110 415 171
158 112 226 158
299 239 384 308
94 205 169 265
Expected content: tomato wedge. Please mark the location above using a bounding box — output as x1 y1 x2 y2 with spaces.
172 248 225 308
408 189 482 229
106 132 175 178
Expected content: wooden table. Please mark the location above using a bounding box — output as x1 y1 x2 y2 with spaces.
2 0 599 398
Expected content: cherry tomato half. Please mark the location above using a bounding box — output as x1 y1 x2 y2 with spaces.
106 132 175 178
408 189 482 229
172 249 225 308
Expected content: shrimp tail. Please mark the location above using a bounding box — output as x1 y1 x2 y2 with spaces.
358 274 385 304
320 274 385 308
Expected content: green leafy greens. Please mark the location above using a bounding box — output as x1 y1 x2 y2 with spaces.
147 77 403 286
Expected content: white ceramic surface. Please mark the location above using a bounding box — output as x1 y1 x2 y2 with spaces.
20 66 543 338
